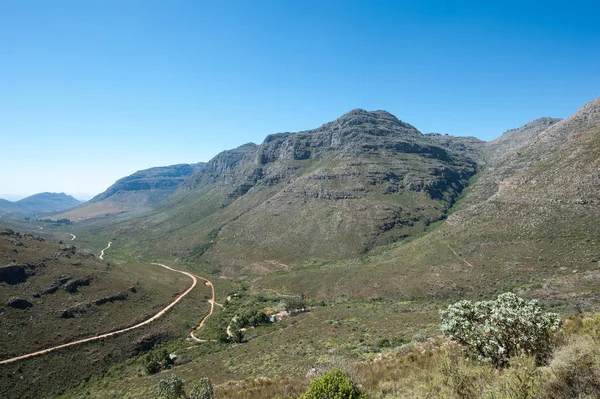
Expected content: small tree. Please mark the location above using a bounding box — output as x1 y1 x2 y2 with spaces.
284 297 306 313
189 377 214 399
440 292 561 368
157 375 185 399
231 326 244 343
300 369 366 399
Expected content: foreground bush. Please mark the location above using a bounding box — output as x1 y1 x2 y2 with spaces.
157 375 214 399
541 335 600 399
440 292 560 368
190 377 214 399
157 375 185 399
300 369 366 399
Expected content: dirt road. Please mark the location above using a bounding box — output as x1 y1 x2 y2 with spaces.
0 263 198 365
99 241 111 260
189 277 216 342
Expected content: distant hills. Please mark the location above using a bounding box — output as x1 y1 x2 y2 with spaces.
0 192 81 216
52 163 205 221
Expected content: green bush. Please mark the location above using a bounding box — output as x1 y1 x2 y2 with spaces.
300 369 366 399
412 333 428 343
440 293 560 368
189 377 214 399
157 375 185 399
143 349 173 375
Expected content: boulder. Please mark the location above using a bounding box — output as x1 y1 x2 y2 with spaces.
0 265 27 284
64 277 91 293
7 298 32 309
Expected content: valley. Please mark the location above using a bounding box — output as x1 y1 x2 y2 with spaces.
1 98 599 398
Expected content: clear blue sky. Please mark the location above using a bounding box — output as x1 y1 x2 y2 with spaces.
1 0 599 199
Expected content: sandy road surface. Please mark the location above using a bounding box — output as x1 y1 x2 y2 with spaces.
0 263 198 365
69 233 76 241
99 242 111 260
189 277 216 343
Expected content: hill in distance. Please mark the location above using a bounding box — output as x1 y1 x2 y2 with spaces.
258 97 600 304
0 192 81 217
52 163 204 221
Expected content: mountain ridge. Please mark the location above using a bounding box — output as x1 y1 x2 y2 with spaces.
0 192 81 216
82 109 482 272
51 163 205 221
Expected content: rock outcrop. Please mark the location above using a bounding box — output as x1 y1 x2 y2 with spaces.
7 297 33 309
0 265 28 284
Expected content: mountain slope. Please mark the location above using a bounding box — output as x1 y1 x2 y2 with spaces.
0 227 209 398
485 117 562 160
257 97 600 307
94 109 482 273
53 163 204 221
0 193 81 216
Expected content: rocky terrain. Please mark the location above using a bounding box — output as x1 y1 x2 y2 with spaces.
255 97 600 308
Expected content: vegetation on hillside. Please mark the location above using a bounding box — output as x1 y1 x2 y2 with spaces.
2 98 599 398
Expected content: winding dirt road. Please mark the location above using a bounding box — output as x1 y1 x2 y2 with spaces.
189 277 216 343
99 241 111 260
69 233 76 241
0 263 198 365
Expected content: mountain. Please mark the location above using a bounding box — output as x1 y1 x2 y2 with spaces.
0 193 81 216
257 97 600 305
3 99 599 399
52 163 204 221
93 109 482 273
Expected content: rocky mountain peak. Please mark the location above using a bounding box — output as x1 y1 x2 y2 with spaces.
316 108 420 138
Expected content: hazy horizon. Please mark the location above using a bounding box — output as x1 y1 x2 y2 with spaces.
2 1 599 197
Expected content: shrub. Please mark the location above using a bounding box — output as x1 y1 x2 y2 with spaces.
300 369 366 399
189 377 214 399
440 292 560 368
541 335 600 398
157 375 185 399
283 297 306 313
142 349 173 375
412 333 428 343
231 326 244 343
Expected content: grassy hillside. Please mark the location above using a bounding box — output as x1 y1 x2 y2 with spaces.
0 227 216 398
256 98 600 308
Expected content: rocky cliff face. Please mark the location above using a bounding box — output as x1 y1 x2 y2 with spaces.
182 109 480 202
485 117 562 161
